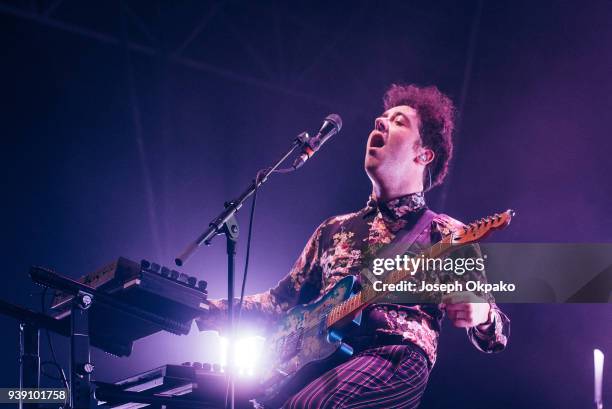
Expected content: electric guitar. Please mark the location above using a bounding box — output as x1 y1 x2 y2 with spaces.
255 210 514 408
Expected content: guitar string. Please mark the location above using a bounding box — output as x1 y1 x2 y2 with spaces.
270 217 504 351
271 234 488 347
274 241 451 344
273 265 432 347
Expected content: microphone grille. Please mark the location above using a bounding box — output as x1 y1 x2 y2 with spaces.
325 114 343 131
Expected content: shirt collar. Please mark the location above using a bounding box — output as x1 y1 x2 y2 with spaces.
366 191 426 220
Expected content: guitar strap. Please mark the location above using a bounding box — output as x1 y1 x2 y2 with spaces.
375 208 437 261
360 209 437 288
355 208 438 334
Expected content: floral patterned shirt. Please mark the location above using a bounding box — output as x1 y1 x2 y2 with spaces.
206 192 510 366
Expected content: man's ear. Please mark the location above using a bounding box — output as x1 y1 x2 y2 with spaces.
417 149 435 165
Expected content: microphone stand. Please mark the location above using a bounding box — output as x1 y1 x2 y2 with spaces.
174 132 308 409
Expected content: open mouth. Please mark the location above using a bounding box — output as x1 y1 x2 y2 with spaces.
369 132 385 148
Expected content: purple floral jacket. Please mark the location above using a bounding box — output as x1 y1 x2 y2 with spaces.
207 192 510 366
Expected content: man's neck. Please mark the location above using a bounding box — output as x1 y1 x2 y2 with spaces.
372 180 424 202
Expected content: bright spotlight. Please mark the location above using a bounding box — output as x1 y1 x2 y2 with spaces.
220 335 266 376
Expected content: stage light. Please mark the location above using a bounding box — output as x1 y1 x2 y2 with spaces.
220 335 266 376
594 348 604 409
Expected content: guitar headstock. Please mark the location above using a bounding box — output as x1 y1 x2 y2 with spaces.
450 209 515 245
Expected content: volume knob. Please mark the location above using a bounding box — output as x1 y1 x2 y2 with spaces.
197 280 208 291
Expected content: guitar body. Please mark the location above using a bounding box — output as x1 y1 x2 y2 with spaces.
256 276 361 408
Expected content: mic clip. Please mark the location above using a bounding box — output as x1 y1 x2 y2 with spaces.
292 132 313 170
295 131 311 151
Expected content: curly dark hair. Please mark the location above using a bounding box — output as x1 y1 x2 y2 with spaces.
383 84 455 189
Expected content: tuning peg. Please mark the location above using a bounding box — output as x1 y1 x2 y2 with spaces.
187 276 197 287
160 266 170 277
178 273 189 284
170 270 180 280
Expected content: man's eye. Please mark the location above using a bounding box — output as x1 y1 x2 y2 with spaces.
395 120 404 126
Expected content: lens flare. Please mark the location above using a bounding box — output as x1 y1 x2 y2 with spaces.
220 335 266 376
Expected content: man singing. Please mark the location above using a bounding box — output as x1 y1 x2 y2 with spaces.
203 84 510 409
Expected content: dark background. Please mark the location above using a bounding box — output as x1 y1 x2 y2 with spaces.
1 1 611 408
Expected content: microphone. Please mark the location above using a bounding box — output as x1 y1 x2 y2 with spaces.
293 114 342 169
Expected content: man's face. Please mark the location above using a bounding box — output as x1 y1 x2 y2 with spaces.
364 105 423 185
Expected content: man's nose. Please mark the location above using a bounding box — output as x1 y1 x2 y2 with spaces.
375 117 388 132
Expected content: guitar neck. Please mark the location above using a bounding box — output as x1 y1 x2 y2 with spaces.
325 239 453 328
324 209 514 328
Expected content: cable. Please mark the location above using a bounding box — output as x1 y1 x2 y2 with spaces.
41 361 67 381
225 169 260 409
40 288 69 392
224 149 298 407
237 170 261 320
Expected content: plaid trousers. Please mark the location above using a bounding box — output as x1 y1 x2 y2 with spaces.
282 344 430 409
